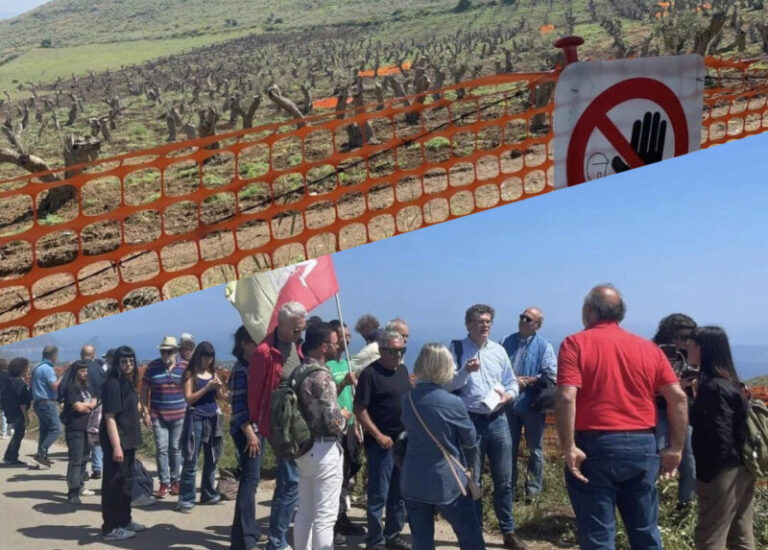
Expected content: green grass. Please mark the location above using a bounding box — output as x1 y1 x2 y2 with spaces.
0 30 251 96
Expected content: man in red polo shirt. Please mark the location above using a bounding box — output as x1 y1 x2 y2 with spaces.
555 284 688 550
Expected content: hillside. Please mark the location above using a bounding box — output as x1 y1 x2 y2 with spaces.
0 0 453 52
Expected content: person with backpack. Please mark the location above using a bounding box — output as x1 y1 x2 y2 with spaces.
2 358 32 465
247 302 306 550
291 323 348 550
81 344 109 480
63 360 98 504
31 345 63 468
688 326 756 550
100 346 147 541
401 343 485 550
177 341 227 513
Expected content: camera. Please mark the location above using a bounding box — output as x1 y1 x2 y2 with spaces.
659 344 699 381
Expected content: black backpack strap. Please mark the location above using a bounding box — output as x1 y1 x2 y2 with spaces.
288 364 326 393
450 340 464 369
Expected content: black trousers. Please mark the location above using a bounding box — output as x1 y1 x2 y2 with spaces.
339 426 363 517
3 417 25 462
65 430 89 496
101 447 134 535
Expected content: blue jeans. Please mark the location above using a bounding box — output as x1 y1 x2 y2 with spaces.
468 412 515 534
91 443 103 474
231 432 263 550
655 411 695 506
406 494 486 550
566 431 663 550
366 442 406 546
178 418 220 508
152 416 183 485
266 455 299 550
33 400 61 458
508 407 545 496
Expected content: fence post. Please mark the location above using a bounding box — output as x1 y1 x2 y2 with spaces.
554 36 584 65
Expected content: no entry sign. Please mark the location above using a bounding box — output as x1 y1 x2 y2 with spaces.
553 55 705 188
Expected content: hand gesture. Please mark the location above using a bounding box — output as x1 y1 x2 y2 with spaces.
377 434 394 449
464 358 481 373
612 111 667 173
564 446 588 483
659 447 682 481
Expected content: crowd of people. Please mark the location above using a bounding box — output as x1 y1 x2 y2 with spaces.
0 283 759 550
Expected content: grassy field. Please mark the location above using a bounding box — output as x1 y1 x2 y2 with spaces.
0 30 253 96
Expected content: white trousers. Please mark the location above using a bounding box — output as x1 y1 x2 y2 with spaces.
294 439 344 550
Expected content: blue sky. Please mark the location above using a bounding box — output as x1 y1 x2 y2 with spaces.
1 1 49 18
2 132 768 376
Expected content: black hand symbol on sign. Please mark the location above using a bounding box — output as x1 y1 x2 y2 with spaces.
611 111 667 173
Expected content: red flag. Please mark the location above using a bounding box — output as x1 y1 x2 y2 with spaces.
266 256 339 333
226 256 339 343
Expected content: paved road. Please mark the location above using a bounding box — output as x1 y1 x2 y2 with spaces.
0 437 527 549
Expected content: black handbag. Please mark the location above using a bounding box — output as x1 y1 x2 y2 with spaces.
528 377 556 412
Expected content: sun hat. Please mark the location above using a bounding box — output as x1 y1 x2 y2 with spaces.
158 336 179 350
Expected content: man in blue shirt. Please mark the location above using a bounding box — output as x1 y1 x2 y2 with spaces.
500 307 557 504
31 345 63 468
444 304 526 550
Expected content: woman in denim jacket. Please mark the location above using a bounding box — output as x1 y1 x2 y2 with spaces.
400 343 485 550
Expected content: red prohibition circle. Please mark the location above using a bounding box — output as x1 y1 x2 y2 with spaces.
566 77 689 186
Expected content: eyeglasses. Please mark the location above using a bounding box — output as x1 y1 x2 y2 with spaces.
519 314 536 323
160 349 176 355
381 347 407 356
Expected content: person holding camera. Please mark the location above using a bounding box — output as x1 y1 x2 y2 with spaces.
652 313 698 511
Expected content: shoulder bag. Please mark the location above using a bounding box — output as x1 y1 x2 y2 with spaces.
408 392 482 500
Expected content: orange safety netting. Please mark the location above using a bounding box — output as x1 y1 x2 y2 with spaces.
0 57 766 345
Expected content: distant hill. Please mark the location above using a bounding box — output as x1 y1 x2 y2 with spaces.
748 375 768 386
0 0 449 52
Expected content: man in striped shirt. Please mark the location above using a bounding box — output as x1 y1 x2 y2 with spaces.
140 336 187 499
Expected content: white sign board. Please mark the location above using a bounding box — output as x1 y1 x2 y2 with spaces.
553 55 705 188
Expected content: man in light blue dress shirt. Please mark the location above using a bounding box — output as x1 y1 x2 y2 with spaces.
444 304 526 550
500 307 557 503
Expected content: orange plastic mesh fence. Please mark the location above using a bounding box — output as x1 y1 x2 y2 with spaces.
0 57 766 345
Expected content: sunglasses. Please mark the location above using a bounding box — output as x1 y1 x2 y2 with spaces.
519 314 536 323
160 349 177 354
381 347 407 356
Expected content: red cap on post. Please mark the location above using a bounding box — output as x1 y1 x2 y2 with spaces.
554 36 585 66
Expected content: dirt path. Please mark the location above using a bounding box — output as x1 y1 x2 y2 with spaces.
0 437 563 549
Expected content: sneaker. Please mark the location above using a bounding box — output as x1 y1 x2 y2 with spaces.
385 536 412 550
32 454 53 469
80 489 95 496
177 504 193 514
132 494 157 508
170 480 180 495
502 531 528 550
104 527 135 541
0 435 7 440
67 495 82 505
125 521 146 533
202 495 221 505
336 514 366 536
156 483 169 499
334 532 348 546
90 470 102 480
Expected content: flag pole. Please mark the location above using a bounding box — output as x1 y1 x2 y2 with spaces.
334 292 353 371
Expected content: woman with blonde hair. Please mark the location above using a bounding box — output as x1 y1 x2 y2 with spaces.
400 343 485 550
